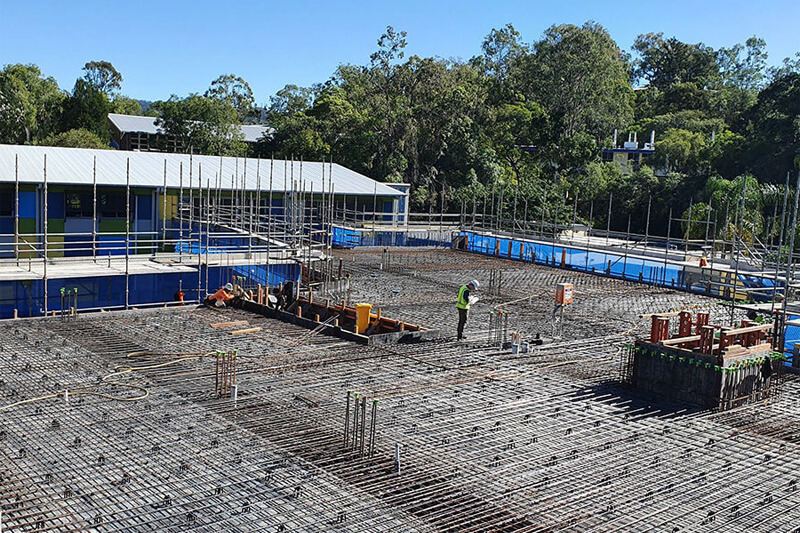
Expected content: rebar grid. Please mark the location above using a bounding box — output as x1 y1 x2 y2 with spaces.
2 249 800 532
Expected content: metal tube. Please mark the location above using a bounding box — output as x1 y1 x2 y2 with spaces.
43 154 48 316
188 153 194 243
178 162 183 259
359 395 367 457
125 159 130 310
197 164 202 300
351 393 359 448
205 177 211 296
162 159 167 252
268 156 274 284
729 180 748 324
344 390 351 446
780 172 800 343
664 208 672 286
14 154 19 266
92 156 97 261
771 172 791 314
369 399 378 457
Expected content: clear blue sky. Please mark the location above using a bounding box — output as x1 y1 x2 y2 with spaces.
1 0 798 104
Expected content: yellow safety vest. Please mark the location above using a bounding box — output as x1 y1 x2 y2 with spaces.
456 285 469 310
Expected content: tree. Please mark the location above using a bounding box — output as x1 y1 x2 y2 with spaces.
112 95 143 115
82 61 122 95
485 100 548 182
267 84 316 118
0 63 65 144
514 22 634 172
743 73 800 180
768 51 800 80
470 24 528 81
151 94 246 156
61 79 113 140
717 37 768 91
655 128 708 174
680 202 711 239
706 174 763 239
632 33 719 89
205 74 255 122
39 128 109 149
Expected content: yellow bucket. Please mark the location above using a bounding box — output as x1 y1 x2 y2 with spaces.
355 303 373 334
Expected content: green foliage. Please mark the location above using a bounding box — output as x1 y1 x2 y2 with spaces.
0 63 64 144
82 61 122 95
706 174 764 239
61 79 112 141
39 128 110 149
205 74 255 122
717 37 768 91
520 22 634 142
655 128 708 173
112 95 143 115
151 93 246 156
680 202 711 239
2 26 800 246
744 73 800 180
632 33 719 89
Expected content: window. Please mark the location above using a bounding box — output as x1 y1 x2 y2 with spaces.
65 192 93 217
99 192 129 218
0 189 12 216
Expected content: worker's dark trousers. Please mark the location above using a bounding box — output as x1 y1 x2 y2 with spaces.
457 308 468 340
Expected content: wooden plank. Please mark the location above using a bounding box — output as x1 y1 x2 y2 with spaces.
210 320 249 328
722 324 773 336
661 335 701 346
230 327 262 335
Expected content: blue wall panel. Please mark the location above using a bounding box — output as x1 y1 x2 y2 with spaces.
18 191 36 218
47 192 64 219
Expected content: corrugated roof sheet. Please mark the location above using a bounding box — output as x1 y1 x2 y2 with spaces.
108 114 271 143
0 144 404 197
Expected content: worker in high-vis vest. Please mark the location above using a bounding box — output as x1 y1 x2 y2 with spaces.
456 279 480 340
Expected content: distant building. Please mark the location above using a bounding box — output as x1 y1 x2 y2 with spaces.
0 144 409 260
107 113 272 153
602 130 656 174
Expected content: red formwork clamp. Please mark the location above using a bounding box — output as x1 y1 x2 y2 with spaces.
718 330 734 354
695 312 710 334
678 311 693 338
650 315 670 343
650 315 660 343
700 325 715 355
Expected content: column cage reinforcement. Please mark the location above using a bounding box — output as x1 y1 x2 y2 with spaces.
621 341 787 411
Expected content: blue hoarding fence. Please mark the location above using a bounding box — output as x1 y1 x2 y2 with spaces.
460 230 685 287
0 262 301 319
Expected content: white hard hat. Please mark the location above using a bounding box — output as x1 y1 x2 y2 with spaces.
469 279 480 289
225 283 233 291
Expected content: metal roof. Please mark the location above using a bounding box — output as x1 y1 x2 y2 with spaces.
0 144 405 197
107 114 272 143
